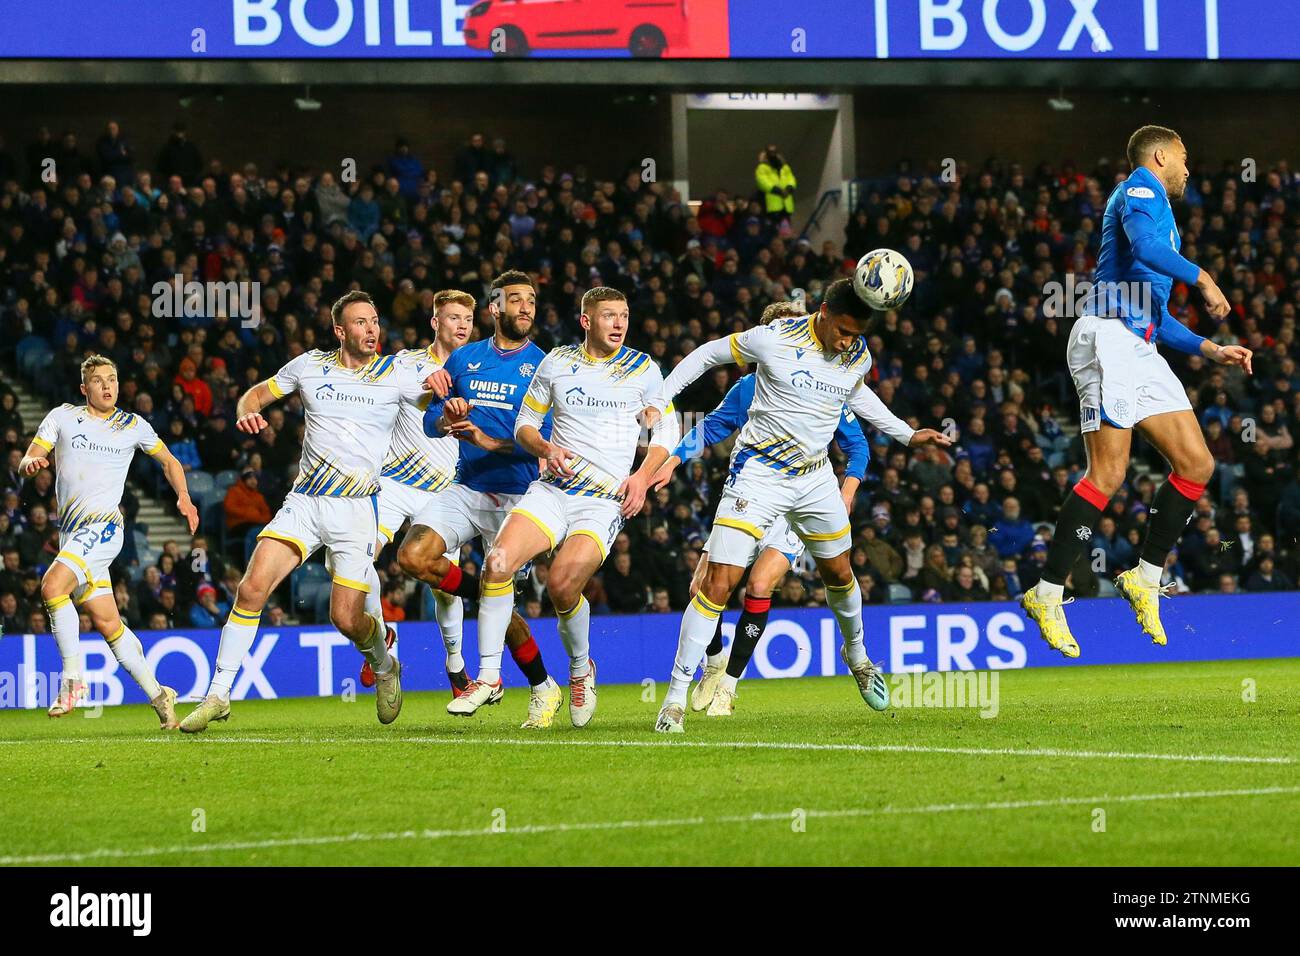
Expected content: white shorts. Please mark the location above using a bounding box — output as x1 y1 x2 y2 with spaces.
257 492 378 592
706 459 850 567
55 520 123 605
704 515 806 567
509 481 625 561
1068 316 1192 432
410 483 521 554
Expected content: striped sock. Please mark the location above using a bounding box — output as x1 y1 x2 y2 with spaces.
44 594 82 683
557 596 591 678
476 578 515 685
667 591 726 707
209 604 261 699
826 579 867 666
106 622 161 699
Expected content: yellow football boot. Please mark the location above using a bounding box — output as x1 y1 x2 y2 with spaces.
1114 568 1169 646
1018 590 1080 658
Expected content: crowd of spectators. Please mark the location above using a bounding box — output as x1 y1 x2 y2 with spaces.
1 117 1299 633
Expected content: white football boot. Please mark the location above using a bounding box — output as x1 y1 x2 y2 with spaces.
569 660 597 728
446 677 504 716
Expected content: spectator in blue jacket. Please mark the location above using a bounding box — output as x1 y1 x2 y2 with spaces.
348 184 380 241
989 496 1034 558
165 418 201 472
1092 515 1135 573
962 481 1001 528
959 415 997 475
188 582 231 628
386 138 425 200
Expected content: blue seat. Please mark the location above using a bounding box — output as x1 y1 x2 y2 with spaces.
214 470 241 495
186 470 216 509
888 583 914 604
291 562 333 621
16 336 52 378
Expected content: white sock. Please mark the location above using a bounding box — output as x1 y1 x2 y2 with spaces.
434 590 465 673
358 613 393 676
209 604 261 699
1034 579 1065 603
557 595 591 679
106 623 161 699
363 563 383 620
720 673 739 694
45 595 82 683
1137 559 1163 587
706 651 726 668
827 580 868 666
476 581 515 685
667 593 725 707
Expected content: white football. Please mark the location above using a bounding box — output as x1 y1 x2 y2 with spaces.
853 248 914 311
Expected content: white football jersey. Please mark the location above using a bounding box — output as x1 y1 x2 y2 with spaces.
270 349 430 498
667 314 875 476
33 403 163 533
516 343 680 499
380 346 458 493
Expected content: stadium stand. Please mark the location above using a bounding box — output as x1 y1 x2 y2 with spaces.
1 123 1298 632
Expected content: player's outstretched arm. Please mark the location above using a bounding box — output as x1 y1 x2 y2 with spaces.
1199 338 1254 375
235 380 280 434
847 381 951 448
150 443 200 533
1123 202 1229 322
19 440 52 477
645 335 746 425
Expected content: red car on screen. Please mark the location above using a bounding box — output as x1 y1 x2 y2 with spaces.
463 0 690 58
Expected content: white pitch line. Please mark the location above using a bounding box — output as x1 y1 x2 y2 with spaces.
2 784 1297 867
0 734 1293 765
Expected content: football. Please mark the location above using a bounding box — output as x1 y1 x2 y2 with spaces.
853 248 914 311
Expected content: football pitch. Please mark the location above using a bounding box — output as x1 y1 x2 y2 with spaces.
1 659 1297 867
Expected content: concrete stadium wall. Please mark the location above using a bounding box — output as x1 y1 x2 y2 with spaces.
0 86 674 183
855 88 1300 175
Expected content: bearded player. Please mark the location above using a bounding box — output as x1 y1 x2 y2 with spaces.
399 271 563 728
459 287 679 727
1019 125 1252 657
180 291 447 732
21 355 199 726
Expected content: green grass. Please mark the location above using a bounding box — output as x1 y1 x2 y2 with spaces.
1 659 1297 866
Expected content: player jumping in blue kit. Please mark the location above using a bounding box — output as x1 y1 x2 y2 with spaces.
1020 125 1253 658
396 270 565 729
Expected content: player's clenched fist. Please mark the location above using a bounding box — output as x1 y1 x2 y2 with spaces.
21 456 50 477
640 406 662 430
237 412 268 434
444 397 471 422
423 368 452 398
908 428 953 447
541 441 575 477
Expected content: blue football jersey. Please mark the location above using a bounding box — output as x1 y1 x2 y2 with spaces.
426 337 550 495
1093 165 1200 342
